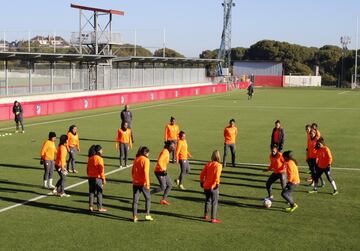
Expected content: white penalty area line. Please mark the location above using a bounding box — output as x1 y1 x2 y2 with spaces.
0 164 132 214
168 104 360 111
188 160 360 172
0 93 228 132
338 91 350 95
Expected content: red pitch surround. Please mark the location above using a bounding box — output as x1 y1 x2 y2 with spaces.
0 83 227 121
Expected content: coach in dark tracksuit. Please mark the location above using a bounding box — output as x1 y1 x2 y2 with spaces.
121 104 134 142
270 120 285 152
12 101 24 133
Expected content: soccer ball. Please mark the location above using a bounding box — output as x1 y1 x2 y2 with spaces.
263 198 272 208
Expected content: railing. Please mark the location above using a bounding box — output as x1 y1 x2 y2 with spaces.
0 63 211 97
70 31 122 45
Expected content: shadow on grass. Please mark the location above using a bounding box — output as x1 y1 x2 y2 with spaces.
68 189 205 222
0 195 130 222
75 161 121 169
0 179 44 189
0 186 44 195
221 170 269 177
188 172 266 184
80 138 115 143
0 163 42 171
168 194 281 211
190 159 266 171
107 203 205 222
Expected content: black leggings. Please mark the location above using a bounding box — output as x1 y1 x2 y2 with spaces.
281 183 298 207
15 118 24 131
266 172 286 198
314 166 334 184
55 168 66 194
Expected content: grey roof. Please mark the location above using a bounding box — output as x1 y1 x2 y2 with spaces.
0 52 222 64
0 51 115 62
113 56 222 64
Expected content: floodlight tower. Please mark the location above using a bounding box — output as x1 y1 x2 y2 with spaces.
340 36 351 87
217 0 235 76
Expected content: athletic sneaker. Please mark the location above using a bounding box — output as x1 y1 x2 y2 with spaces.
145 215 154 221
73 169 78 174
15 130 19 133
179 184 186 190
60 193 71 198
21 131 25 134
285 203 298 213
308 189 318 194
89 206 94 212
211 219 221 223
133 216 138 223
52 188 58 195
175 179 180 186
98 208 108 212
267 195 274 201
203 215 209 220
332 190 339 196
160 199 170 205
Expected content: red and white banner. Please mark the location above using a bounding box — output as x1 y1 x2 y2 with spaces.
0 84 227 121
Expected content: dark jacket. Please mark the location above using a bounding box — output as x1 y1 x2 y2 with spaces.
247 84 254 95
12 104 23 120
271 127 285 150
120 110 133 127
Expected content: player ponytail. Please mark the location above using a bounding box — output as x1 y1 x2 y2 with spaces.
282 150 298 165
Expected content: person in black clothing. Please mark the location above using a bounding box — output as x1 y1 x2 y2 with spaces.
120 104 134 143
270 120 285 152
12 101 24 133
247 82 254 100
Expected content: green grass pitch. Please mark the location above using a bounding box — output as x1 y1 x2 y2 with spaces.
0 88 359 250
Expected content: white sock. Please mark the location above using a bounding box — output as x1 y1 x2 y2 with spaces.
49 179 54 188
331 181 337 191
43 180 48 188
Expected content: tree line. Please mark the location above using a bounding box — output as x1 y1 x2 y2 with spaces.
200 40 359 85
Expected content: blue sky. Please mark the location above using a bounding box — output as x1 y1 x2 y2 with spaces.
0 0 359 57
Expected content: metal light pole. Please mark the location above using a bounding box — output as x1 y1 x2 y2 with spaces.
355 16 359 87
217 0 235 75
340 36 351 88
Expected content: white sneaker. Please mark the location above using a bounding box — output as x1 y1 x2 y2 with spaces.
48 179 55 189
60 193 71 197
52 188 58 195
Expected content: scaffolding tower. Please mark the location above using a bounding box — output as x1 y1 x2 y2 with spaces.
70 3 124 55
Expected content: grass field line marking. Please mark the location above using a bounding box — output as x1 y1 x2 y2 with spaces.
0 93 228 132
168 104 360 111
0 164 132 214
189 160 360 171
338 91 350 95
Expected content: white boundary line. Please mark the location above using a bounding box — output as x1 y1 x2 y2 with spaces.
0 93 228 132
338 91 350 95
169 104 360 111
0 165 132 214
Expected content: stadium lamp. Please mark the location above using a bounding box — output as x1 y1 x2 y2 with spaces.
340 36 351 50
